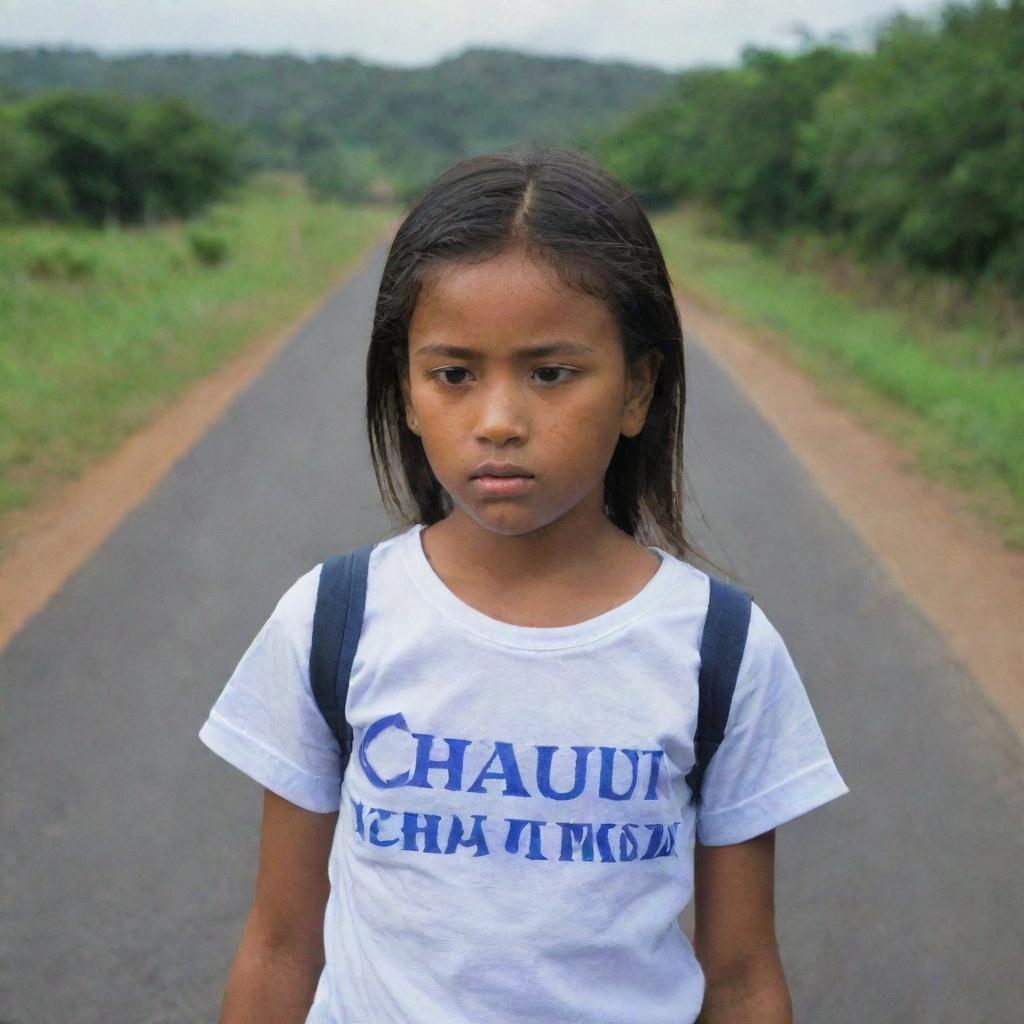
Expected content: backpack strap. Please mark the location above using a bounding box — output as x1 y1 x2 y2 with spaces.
309 543 375 780
685 575 753 805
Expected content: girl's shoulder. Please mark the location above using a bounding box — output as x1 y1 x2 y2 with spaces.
265 562 323 636
270 529 409 633
286 528 402 588
660 554 788 658
653 554 808 711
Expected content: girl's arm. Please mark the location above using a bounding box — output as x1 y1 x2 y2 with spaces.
216 788 337 1024
693 829 793 1024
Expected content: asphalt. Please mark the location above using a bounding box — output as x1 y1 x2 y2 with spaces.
1 237 1021 1022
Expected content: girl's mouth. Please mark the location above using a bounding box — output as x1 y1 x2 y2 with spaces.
472 475 534 496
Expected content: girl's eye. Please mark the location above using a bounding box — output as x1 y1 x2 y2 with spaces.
433 367 471 387
532 366 575 385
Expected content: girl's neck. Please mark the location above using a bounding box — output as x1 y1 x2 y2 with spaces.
420 505 650 592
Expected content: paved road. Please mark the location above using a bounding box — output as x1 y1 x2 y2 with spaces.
2 236 1022 1022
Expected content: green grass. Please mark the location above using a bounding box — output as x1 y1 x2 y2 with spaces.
0 172 399 521
652 206 1024 549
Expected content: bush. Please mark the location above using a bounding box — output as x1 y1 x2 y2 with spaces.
186 228 229 266
27 243 97 281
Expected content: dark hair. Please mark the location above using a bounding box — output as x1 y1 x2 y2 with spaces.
366 143 719 570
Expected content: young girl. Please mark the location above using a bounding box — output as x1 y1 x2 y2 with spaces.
198 144 849 1024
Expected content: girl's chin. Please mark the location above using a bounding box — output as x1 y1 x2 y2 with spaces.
470 509 604 542
452 506 546 536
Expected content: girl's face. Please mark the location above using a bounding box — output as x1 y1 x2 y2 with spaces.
401 248 661 539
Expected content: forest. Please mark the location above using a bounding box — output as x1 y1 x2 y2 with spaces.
595 0 1023 291
0 44 673 208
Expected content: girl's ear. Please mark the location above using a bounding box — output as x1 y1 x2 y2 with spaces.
400 369 420 436
620 348 663 438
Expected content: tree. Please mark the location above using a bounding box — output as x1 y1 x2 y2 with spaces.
2 89 243 225
21 89 131 225
800 0 1024 281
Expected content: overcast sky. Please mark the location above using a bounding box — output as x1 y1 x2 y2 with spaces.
1 1 945 71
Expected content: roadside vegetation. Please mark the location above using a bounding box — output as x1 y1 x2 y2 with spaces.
0 172 397 519
652 206 1024 548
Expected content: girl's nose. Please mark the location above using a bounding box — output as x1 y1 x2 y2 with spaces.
474 378 529 446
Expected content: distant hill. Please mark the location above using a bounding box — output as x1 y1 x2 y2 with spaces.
0 45 676 195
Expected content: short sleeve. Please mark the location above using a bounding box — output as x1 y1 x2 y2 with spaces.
197 564 343 813
696 600 849 846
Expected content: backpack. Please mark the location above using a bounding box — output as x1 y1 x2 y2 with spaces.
309 541 752 806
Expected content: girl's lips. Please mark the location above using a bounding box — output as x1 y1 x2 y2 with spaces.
472 474 534 496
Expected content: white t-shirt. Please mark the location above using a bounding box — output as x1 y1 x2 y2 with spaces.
199 521 849 1024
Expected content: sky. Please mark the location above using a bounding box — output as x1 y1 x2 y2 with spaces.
0 0 945 71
